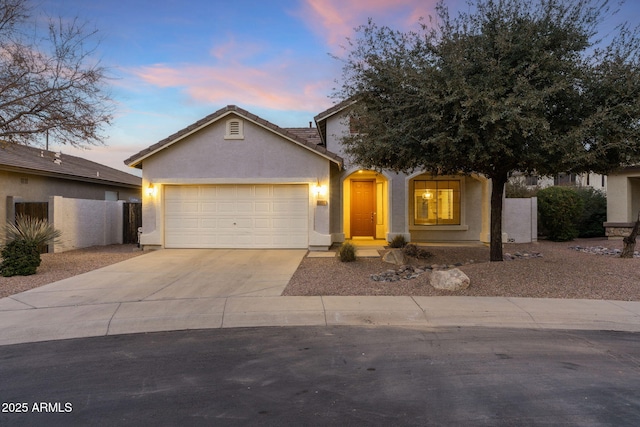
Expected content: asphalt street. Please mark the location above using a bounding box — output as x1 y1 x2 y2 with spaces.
1 326 640 426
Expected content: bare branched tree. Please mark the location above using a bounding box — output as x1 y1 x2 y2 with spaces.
0 0 113 147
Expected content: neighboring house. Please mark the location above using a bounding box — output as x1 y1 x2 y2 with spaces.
510 172 607 193
604 166 640 239
1 143 142 234
126 104 494 251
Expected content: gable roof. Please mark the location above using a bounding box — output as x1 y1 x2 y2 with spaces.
125 105 343 169
0 143 141 188
313 98 357 146
314 98 357 123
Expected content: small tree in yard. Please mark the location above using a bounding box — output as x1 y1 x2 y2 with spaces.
0 0 113 147
621 211 640 258
335 0 640 261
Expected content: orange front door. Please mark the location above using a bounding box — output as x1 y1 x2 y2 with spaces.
351 180 376 237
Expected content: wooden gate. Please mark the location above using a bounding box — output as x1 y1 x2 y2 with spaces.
14 202 49 253
123 203 142 244
15 202 48 221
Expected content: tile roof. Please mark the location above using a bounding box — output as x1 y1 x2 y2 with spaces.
284 127 323 146
0 143 141 188
125 105 343 169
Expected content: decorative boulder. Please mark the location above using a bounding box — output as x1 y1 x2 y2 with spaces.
430 268 470 291
382 249 407 266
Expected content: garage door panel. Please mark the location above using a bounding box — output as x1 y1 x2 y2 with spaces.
200 218 219 228
166 218 199 229
254 218 271 228
273 185 305 197
201 202 218 213
218 202 235 213
254 186 272 198
236 201 253 212
166 201 198 214
200 187 218 198
254 202 271 213
165 184 309 248
217 218 237 229
234 218 252 228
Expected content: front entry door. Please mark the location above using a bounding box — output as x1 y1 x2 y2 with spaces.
351 180 376 237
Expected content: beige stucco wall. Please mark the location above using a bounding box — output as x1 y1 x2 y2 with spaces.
1 169 140 245
607 170 640 223
503 197 538 243
50 196 123 253
139 113 333 249
604 168 640 238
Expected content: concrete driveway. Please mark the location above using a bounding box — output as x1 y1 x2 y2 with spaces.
17 249 306 305
0 249 308 344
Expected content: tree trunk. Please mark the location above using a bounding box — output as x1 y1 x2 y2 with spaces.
621 212 640 258
490 174 507 262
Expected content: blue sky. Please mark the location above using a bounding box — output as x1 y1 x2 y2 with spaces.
36 0 639 175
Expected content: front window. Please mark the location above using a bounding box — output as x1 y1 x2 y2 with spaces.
414 180 461 225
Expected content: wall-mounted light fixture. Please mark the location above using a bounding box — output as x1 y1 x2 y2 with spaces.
313 181 328 198
146 183 156 197
313 181 328 206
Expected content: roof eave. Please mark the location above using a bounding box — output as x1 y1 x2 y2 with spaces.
0 164 141 188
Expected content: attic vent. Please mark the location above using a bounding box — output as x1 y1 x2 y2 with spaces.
224 118 244 140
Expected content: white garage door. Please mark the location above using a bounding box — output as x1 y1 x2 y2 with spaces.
164 184 309 248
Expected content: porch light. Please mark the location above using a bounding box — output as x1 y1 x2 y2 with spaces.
146 183 156 197
313 181 328 198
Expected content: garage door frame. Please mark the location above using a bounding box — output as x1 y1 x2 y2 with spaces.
163 184 310 249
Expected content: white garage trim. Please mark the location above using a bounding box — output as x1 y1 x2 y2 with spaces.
164 184 309 248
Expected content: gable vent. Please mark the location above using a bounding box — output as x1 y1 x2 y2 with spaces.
225 118 244 140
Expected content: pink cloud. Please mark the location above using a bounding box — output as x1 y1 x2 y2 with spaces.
131 58 334 113
296 0 440 47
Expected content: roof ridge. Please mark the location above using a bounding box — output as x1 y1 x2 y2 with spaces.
125 105 343 168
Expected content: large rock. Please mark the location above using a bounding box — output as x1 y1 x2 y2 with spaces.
382 249 407 265
430 268 470 291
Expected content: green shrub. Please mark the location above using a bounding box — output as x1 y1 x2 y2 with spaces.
506 177 539 198
0 239 41 277
403 243 433 259
3 215 62 250
574 187 607 238
388 234 407 248
537 186 584 241
337 242 357 262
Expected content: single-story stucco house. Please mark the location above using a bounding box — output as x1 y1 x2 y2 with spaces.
1 143 142 249
125 104 494 251
2 143 141 221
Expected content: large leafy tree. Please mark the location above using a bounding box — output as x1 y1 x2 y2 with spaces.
0 0 112 147
335 0 640 261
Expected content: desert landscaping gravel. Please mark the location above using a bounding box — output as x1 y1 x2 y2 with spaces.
284 238 640 301
0 244 143 298
2 238 640 301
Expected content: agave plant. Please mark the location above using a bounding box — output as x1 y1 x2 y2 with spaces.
3 214 62 248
